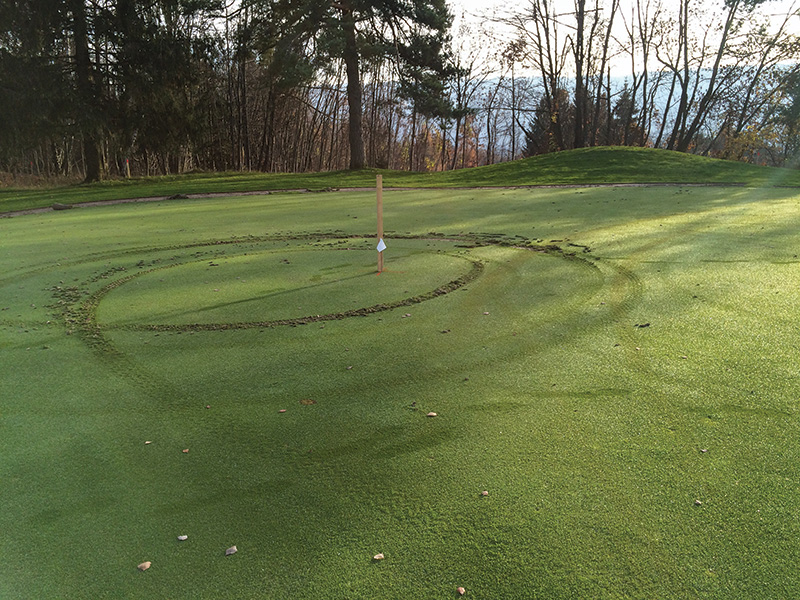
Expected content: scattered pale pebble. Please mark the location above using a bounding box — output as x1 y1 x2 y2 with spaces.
481 491 489 497
226 545 238 555
278 409 287 413
137 561 151 571
182 449 189 453
700 449 708 453
177 535 188 541
681 355 688 360
457 587 466 596
695 500 702 506
426 412 437 417
373 553 384 560
483 311 490 315
205 404 211 409
144 441 152 445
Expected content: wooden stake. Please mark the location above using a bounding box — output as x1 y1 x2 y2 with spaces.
377 174 384 273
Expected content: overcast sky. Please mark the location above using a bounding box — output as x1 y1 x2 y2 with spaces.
447 0 800 22
444 0 799 74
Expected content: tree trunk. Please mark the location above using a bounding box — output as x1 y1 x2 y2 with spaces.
573 0 586 148
510 64 516 159
70 0 102 182
591 0 617 145
261 87 276 171
676 0 740 152
451 115 461 170
341 7 365 170
410 107 417 170
440 122 447 170
667 0 691 150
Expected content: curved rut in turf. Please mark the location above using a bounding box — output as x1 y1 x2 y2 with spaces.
0 230 649 405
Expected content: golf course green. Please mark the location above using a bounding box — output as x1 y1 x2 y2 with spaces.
1 148 799 598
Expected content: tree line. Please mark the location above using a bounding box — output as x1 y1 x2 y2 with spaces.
500 0 800 165
1 0 799 183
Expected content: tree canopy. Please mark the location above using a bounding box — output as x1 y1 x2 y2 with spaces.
0 0 798 181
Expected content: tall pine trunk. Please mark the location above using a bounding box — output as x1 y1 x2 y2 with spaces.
70 0 101 182
341 7 365 170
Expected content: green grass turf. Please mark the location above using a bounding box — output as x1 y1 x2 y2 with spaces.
2 163 800 598
2 146 800 214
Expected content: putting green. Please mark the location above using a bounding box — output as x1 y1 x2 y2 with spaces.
5 181 800 599
95 240 477 327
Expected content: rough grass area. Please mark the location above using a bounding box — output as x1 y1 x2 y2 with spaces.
2 146 800 214
2 165 800 598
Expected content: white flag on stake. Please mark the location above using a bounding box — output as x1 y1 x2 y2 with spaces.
377 238 387 252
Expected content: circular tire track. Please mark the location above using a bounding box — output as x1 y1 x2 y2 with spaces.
50 233 502 354
39 231 642 401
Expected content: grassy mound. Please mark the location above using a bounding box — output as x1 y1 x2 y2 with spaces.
2 146 799 214
431 146 800 186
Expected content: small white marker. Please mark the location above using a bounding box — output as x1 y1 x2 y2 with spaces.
377 238 387 252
